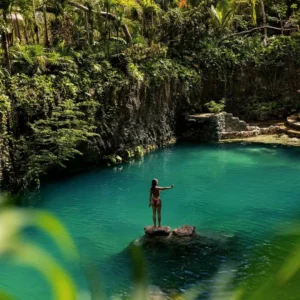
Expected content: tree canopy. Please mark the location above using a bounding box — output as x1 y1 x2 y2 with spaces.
1 0 300 190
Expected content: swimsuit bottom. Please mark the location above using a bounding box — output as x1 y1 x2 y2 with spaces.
152 198 161 207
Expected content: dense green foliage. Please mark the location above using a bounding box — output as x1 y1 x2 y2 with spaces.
1 0 300 190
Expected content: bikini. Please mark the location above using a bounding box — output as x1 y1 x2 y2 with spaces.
152 198 161 207
152 187 161 207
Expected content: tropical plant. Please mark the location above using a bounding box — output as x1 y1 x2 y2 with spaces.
0 0 13 70
210 0 257 31
1 0 300 191
205 98 226 114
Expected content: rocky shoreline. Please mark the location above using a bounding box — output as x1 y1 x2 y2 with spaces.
220 134 300 147
182 112 300 147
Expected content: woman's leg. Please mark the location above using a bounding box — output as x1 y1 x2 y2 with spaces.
157 202 162 227
152 205 157 227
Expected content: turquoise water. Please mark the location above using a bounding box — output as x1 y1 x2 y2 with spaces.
1 143 300 299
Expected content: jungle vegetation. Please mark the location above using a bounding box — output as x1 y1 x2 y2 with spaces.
1 0 300 190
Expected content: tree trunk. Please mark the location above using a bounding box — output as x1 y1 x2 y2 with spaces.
1 32 11 71
221 25 298 42
43 5 50 47
85 11 90 43
88 9 94 45
30 26 36 43
68 1 132 42
260 0 268 46
2 11 11 71
279 14 283 35
24 24 29 44
33 0 40 44
35 24 40 44
15 13 22 43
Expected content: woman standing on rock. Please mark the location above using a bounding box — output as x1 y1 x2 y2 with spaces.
149 178 174 227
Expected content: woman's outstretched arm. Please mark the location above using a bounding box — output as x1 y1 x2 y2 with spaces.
158 184 174 191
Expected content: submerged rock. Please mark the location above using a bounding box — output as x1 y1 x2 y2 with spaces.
109 226 239 296
133 225 235 253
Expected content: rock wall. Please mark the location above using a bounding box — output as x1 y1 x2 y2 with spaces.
182 112 282 141
224 113 248 132
180 113 221 141
287 113 300 130
72 80 200 167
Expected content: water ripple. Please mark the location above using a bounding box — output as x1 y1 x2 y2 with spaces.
2 143 300 299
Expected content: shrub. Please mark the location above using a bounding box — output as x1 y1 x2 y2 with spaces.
205 98 226 114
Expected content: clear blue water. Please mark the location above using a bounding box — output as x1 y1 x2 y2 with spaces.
1 142 300 299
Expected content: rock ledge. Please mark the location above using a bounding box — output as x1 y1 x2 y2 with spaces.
133 225 235 251
173 225 196 236
144 226 171 236
144 225 195 237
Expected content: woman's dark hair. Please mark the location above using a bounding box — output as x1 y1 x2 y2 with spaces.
151 179 158 189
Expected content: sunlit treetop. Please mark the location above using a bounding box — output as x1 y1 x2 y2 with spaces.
178 0 188 8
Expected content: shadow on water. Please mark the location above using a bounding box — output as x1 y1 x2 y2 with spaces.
76 227 300 300
99 231 242 298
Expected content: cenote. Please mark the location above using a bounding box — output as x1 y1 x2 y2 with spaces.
1 142 300 299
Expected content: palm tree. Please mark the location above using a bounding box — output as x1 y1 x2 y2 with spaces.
138 0 161 40
32 0 40 43
210 0 268 45
68 0 133 42
210 0 236 30
211 0 258 29
42 0 50 46
259 0 268 45
0 0 12 70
